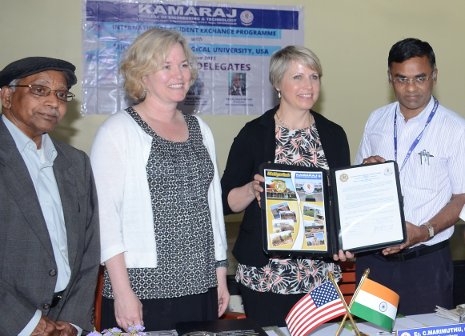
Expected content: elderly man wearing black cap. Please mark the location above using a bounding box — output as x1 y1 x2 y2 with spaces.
0 57 100 336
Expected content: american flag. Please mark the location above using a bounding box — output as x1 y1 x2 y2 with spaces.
285 281 347 336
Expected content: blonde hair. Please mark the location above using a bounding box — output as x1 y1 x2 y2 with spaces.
269 45 322 89
120 28 198 102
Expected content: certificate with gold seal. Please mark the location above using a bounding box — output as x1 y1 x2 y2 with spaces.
260 161 406 258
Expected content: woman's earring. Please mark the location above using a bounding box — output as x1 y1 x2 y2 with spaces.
277 90 281 99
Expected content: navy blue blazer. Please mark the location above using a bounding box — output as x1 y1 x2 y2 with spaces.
221 106 351 267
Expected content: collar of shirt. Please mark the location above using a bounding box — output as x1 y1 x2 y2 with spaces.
395 96 435 125
2 115 57 165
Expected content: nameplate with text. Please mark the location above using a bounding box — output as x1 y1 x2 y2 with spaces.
397 323 465 336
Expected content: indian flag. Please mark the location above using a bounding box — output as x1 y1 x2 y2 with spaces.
350 278 399 331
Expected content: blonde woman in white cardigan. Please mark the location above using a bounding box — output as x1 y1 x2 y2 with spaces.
91 28 229 332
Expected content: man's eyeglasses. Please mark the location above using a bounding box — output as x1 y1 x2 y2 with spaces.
390 72 436 86
9 84 75 102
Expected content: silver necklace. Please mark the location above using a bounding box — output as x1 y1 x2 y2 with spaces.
275 112 312 130
275 112 290 129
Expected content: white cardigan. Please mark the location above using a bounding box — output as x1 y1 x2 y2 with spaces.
90 110 227 268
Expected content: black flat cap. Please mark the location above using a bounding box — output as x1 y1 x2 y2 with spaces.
0 56 77 88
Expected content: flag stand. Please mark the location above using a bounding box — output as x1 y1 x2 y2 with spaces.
331 269 370 336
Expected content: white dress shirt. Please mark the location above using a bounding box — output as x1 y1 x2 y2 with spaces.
355 97 465 246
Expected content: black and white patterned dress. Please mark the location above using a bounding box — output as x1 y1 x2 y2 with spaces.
103 107 217 299
235 124 341 294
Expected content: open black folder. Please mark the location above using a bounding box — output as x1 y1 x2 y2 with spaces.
260 161 406 259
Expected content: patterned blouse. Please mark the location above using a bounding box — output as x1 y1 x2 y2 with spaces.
103 107 217 299
235 123 342 294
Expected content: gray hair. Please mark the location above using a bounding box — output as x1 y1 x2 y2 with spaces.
8 79 19 91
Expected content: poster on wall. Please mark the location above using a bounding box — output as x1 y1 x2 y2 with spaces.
82 0 304 115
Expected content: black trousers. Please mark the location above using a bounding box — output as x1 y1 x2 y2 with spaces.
100 287 218 331
239 283 306 327
355 242 453 315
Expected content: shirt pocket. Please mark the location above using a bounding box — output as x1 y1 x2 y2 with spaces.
409 153 448 193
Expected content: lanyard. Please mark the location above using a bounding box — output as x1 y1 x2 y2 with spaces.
394 97 438 171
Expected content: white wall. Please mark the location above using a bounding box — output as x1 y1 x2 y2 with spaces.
2 1 465 170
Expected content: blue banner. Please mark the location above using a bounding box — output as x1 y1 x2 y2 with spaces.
82 0 304 115
86 1 299 29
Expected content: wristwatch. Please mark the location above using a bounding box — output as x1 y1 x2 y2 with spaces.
423 221 435 239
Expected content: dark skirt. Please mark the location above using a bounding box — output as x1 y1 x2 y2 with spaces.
238 283 306 327
100 287 218 332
